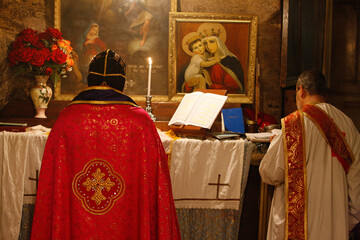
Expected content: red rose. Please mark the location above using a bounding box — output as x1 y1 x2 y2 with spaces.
45 28 63 40
33 36 46 48
45 48 52 61
51 49 67 64
19 28 37 36
38 48 51 61
17 47 33 63
8 49 19 66
45 67 52 76
23 33 39 47
38 32 51 41
11 38 23 49
30 49 47 67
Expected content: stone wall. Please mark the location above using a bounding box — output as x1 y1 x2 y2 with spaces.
0 0 283 122
0 0 50 108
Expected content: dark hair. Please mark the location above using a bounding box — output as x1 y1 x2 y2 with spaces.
297 70 327 97
188 39 202 52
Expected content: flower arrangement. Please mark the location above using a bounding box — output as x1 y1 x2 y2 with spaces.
7 27 74 84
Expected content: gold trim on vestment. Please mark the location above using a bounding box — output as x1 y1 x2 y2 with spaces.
81 86 125 94
68 86 139 107
88 71 126 78
70 100 138 106
282 117 289 240
282 110 308 240
72 158 125 215
301 110 308 240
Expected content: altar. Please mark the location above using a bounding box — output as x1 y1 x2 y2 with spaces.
0 129 254 240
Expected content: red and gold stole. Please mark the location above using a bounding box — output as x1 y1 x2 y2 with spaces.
282 109 307 240
282 104 353 240
302 104 353 172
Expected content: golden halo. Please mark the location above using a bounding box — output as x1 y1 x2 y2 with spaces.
182 32 202 56
197 23 227 43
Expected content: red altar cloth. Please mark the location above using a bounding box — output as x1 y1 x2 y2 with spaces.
31 98 180 239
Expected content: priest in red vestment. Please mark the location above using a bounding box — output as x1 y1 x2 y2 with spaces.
31 49 181 240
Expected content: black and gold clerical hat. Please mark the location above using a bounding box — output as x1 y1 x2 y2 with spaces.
87 49 126 91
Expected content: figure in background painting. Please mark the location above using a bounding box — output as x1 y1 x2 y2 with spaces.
125 0 157 47
203 35 244 94
76 22 107 82
182 33 220 92
180 23 245 94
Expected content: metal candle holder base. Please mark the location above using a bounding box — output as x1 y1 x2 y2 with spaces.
145 95 156 121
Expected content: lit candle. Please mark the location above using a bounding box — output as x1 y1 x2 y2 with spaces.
147 57 152 96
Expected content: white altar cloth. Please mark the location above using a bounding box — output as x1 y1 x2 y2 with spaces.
0 130 48 240
171 138 245 210
0 130 251 240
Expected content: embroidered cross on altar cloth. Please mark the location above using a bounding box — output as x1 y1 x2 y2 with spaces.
170 138 248 210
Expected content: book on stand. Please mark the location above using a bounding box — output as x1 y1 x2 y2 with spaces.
169 90 228 137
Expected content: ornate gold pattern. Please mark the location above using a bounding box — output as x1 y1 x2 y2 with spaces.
82 168 115 205
70 100 138 106
54 0 61 31
282 110 307 240
72 159 125 215
171 0 178 12
110 118 118 125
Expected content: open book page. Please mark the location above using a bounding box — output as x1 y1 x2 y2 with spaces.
168 92 203 126
186 93 228 129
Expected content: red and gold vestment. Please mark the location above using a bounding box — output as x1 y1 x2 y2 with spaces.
31 86 181 240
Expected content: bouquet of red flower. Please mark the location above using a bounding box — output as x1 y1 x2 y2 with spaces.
7 27 74 84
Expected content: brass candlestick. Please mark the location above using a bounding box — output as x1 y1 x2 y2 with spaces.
145 95 156 121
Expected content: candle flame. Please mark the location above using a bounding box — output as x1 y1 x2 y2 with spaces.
148 57 152 65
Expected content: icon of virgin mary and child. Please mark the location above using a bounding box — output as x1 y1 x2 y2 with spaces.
180 23 245 94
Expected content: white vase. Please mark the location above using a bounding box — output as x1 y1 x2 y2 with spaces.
30 75 53 118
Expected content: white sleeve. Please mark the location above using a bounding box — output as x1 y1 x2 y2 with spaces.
347 127 360 231
259 131 285 186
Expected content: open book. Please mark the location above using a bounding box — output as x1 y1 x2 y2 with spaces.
168 91 228 129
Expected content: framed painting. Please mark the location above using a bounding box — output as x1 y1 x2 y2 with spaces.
168 12 258 103
53 0 177 101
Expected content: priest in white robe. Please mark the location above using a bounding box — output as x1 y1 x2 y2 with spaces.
259 70 360 240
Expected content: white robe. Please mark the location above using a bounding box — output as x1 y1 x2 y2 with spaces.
259 103 360 240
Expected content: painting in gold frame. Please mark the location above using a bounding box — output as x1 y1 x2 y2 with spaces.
53 0 176 101
168 12 258 103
